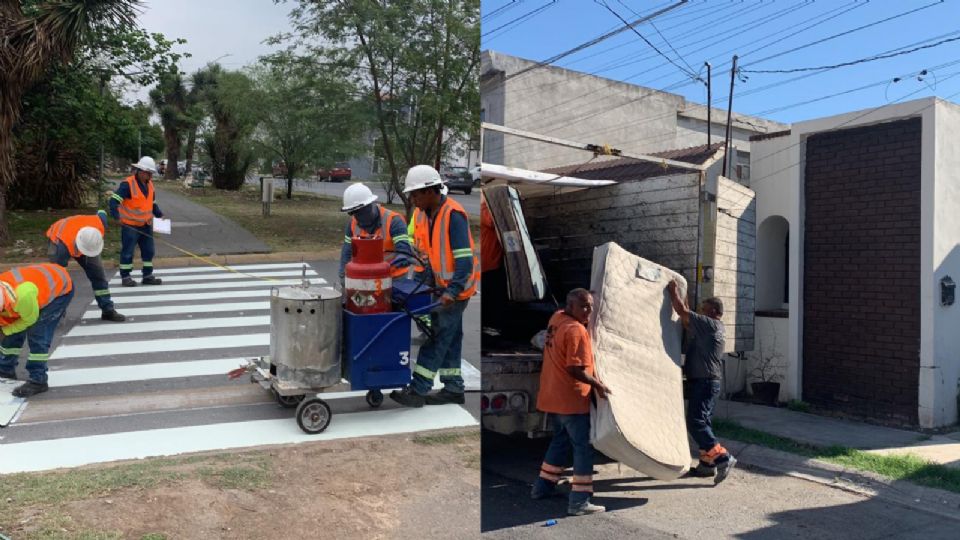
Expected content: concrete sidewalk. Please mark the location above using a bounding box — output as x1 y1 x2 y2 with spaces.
142 182 270 257
713 400 960 468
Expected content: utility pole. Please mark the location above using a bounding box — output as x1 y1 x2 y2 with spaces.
705 62 712 147
721 55 738 178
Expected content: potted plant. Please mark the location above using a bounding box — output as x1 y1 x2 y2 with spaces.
748 333 786 405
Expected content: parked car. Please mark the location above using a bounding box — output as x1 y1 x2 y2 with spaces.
158 159 167 175
317 162 352 182
442 165 473 195
177 161 186 176
272 161 287 177
469 164 481 186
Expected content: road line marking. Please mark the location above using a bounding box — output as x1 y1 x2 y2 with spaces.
50 333 270 360
50 358 247 387
82 301 270 319
108 279 325 296
125 263 313 276
64 316 270 338
109 270 318 284
0 406 478 474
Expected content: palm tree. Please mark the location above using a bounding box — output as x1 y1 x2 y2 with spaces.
0 0 139 243
149 67 188 180
183 65 218 176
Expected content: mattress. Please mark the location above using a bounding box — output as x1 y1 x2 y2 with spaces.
588 242 690 480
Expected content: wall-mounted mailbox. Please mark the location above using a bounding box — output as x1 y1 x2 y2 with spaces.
941 276 955 306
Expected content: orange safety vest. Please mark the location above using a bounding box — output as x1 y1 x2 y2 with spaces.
118 175 155 227
413 197 480 301
350 206 409 279
0 264 73 326
480 197 503 272
46 215 105 258
410 208 425 274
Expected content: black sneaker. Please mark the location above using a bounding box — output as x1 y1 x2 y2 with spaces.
101 310 126 322
12 380 48 398
714 455 737 486
686 462 716 478
389 386 425 408
121 277 137 287
0 370 16 380
142 276 162 285
424 389 466 405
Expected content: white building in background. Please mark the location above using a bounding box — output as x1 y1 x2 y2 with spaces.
746 97 960 428
480 50 786 179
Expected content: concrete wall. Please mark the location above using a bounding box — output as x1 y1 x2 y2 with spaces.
740 316 791 401
749 134 802 402
925 100 960 426
480 51 786 171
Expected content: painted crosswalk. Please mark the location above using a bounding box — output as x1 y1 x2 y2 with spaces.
0 261 479 474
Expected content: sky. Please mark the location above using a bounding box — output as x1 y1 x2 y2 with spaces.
125 0 292 103
480 0 960 125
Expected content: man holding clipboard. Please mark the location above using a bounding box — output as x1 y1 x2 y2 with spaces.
109 156 165 287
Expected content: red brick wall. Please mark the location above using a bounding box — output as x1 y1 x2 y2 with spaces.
802 117 921 424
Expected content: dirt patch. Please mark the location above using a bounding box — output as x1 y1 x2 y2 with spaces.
0 429 479 540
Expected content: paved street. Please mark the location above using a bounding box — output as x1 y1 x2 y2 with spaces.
246 176 482 215
0 260 480 473
481 432 960 539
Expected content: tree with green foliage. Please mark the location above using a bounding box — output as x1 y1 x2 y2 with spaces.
183 65 218 177
149 67 189 180
275 0 480 213
0 0 185 241
201 67 260 190
251 54 369 199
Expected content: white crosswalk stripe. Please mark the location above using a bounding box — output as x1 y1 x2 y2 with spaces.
0 261 479 471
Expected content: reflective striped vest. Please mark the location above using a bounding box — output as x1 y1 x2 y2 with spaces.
349 206 409 279
0 264 73 326
409 208 425 273
413 197 479 300
117 175 155 227
46 215 105 258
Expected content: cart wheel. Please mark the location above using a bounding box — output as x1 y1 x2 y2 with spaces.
296 398 332 434
275 391 305 409
366 389 384 408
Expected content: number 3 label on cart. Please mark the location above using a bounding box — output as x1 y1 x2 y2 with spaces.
399 351 410 366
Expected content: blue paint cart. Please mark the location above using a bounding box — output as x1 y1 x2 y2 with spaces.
237 277 436 434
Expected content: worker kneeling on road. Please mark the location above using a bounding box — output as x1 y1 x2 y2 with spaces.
110 156 164 287
0 263 74 397
532 288 611 516
46 210 125 322
667 279 737 485
338 182 412 285
390 165 479 408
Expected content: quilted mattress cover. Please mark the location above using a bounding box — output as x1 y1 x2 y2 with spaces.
588 242 690 480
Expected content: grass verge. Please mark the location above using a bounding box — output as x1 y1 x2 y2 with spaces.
714 418 960 494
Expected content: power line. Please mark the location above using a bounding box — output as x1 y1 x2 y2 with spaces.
596 0 701 82
503 0 688 82
482 1 522 23
742 33 960 75
613 0 699 79
482 1 557 40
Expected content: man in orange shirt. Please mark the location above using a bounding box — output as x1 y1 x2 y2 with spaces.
532 288 611 516
479 192 506 332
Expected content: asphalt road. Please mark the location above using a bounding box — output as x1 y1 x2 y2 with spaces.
246 176 482 216
481 431 960 539
0 259 480 473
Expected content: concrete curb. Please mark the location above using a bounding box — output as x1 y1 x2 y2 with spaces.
721 437 960 523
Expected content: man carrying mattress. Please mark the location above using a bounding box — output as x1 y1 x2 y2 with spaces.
667 279 737 485
531 288 611 516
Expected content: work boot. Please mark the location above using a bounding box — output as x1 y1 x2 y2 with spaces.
121 277 137 287
12 380 48 398
141 275 162 285
0 370 16 381
686 461 717 478
101 309 126 322
714 455 737 486
389 386 425 408
424 389 466 405
531 480 562 500
567 500 605 516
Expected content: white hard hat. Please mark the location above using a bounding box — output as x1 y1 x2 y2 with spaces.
402 165 444 194
133 156 158 174
342 183 378 212
75 227 104 257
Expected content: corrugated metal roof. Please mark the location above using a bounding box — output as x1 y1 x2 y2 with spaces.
543 143 724 182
